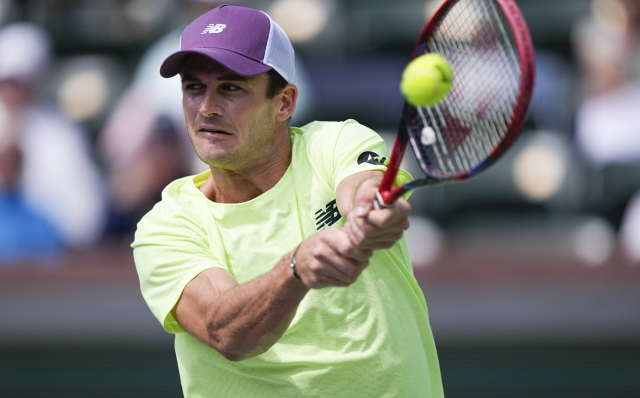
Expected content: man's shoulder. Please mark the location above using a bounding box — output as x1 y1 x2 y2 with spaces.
292 119 367 138
161 173 203 204
136 173 206 230
292 120 379 154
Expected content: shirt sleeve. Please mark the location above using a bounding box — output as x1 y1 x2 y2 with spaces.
332 120 412 192
132 199 225 334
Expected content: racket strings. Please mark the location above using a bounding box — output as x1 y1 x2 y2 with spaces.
415 0 522 177
442 1 515 165
453 2 516 166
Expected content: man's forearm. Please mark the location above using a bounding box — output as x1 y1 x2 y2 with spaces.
201 256 309 361
176 227 370 360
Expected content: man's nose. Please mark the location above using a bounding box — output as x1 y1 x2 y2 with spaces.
199 90 223 117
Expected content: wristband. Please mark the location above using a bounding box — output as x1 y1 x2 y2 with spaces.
290 244 302 280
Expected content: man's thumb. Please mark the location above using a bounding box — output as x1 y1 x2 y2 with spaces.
353 179 378 217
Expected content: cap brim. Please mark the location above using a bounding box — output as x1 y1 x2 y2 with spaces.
160 48 272 78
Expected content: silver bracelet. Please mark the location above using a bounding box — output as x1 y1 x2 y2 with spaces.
290 244 302 280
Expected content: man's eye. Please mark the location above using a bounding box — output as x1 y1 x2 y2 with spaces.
221 84 240 92
184 83 204 91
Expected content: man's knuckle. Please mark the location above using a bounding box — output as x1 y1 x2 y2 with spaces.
312 246 327 259
308 261 323 272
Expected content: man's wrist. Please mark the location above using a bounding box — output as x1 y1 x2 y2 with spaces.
289 243 302 280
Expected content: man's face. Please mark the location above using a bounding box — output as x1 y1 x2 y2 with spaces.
180 55 281 172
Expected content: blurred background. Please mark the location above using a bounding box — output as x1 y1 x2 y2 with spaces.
1 0 640 396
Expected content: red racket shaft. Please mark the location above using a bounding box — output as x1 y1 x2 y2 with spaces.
377 121 410 206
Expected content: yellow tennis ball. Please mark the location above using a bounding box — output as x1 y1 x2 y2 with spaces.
400 53 453 107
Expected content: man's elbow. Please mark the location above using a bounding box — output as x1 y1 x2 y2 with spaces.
213 341 268 362
204 330 245 361
204 326 266 362
203 337 243 361
217 349 245 362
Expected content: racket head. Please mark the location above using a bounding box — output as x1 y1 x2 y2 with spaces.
405 0 535 181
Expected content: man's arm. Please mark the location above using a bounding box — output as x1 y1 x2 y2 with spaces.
336 170 411 250
173 227 371 362
174 171 407 362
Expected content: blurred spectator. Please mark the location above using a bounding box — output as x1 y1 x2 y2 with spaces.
0 132 62 263
573 0 640 262
528 49 575 135
574 0 640 164
0 22 106 254
101 111 188 235
97 27 194 237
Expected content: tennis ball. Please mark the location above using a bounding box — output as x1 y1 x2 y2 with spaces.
400 53 453 107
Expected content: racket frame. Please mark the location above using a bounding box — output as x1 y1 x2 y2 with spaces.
377 0 536 205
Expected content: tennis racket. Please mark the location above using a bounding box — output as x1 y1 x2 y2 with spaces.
377 0 535 206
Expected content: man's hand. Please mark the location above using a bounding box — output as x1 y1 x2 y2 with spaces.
294 227 373 289
344 177 411 250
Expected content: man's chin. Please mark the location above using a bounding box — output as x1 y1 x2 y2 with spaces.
196 152 236 169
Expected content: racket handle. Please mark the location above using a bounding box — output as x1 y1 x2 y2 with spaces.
374 190 391 210
376 185 410 207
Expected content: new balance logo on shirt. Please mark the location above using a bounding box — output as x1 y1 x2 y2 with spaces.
315 200 341 230
313 152 387 231
202 24 227 34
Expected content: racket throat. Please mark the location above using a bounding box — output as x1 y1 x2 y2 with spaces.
378 176 437 206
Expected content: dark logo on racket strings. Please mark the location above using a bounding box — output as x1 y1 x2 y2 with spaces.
357 151 387 166
315 200 341 230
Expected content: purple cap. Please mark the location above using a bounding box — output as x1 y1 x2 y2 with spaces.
160 5 295 83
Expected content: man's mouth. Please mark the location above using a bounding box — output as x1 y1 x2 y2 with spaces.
199 127 231 135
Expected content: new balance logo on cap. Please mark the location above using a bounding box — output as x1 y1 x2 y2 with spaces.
202 24 226 34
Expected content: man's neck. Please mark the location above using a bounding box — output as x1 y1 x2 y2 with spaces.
199 135 292 204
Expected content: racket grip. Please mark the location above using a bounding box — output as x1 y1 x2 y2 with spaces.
374 190 392 210
376 185 409 207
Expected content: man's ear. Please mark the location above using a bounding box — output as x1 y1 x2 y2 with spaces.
275 84 298 122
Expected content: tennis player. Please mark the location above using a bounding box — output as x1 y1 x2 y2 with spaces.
132 4 443 397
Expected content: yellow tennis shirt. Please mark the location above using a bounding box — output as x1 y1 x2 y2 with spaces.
132 120 443 397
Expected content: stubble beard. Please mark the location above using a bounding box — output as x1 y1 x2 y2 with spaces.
188 122 277 175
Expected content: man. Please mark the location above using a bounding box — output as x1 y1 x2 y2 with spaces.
132 5 443 397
